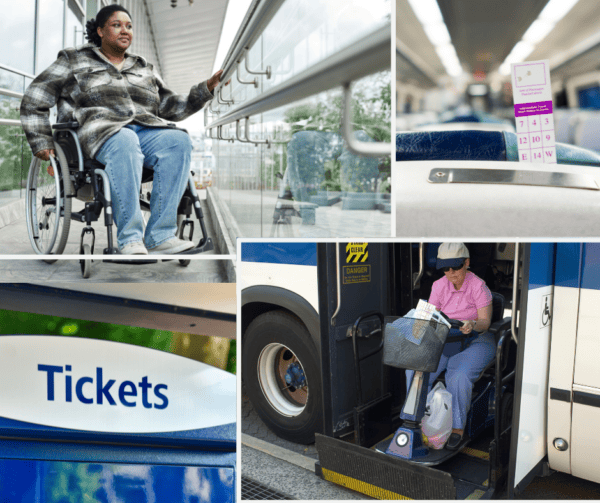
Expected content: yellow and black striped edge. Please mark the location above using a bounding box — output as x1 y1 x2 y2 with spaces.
315 434 456 500
463 447 490 461
322 467 411 500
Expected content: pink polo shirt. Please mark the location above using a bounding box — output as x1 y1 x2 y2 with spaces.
429 271 492 321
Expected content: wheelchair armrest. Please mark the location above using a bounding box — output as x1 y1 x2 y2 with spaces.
53 121 80 130
489 317 511 335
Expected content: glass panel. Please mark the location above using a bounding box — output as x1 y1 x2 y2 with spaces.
86 0 97 18
260 0 390 92
37 0 66 73
211 71 391 238
0 0 35 74
66 0 85 48
0 70 27 206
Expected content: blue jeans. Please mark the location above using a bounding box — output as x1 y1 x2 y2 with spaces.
405 330 496 430
95 125 192 249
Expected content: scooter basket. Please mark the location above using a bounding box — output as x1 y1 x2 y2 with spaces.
382 316 450 372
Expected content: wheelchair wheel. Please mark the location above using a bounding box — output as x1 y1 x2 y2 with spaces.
177 214 191 267
80 244 92 278
26 144 73 257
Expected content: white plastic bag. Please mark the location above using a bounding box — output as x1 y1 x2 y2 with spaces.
421 382 453 449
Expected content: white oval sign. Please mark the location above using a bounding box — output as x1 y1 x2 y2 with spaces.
0 336 236 433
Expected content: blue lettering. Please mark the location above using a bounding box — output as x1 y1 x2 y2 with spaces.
65 365 72 402
76 376 93 404
139 376 152 409
38 365 169 408
96 368 116 405
118 380 137 407
38 364 63 401
153 384 168 409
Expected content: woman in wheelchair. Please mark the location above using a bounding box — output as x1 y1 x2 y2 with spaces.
20 4 225 254
406 243 495 450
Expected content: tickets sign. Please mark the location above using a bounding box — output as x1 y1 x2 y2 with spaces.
0 336 236 433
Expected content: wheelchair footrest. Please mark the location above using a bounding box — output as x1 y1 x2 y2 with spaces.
177 237 214 255
102 259 159 265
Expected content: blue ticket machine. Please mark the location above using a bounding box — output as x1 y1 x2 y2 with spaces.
0 335 236 502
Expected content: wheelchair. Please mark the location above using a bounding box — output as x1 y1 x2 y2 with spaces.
25 121 213 277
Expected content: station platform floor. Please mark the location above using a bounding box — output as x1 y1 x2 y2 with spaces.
0 196 232 283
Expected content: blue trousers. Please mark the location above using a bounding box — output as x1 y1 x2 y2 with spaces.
405 330 496 430
95 125 192 249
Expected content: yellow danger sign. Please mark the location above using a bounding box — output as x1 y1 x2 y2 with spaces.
346 243 369 263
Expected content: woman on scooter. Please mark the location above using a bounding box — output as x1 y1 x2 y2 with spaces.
406 242 495 450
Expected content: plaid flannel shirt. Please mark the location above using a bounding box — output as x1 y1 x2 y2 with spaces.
20 43 214 159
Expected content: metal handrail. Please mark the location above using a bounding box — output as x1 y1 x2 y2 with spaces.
0 88 23 100
331 243 342 326
342 82 390 157
208 24 390 132
219 0 286 85
511 243 520 344
0 63 35 80
0 119 22 126
413 243 424 289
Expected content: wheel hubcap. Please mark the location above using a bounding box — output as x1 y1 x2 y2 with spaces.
257 343 308 417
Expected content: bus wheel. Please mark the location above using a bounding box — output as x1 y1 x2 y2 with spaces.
243 310 322 445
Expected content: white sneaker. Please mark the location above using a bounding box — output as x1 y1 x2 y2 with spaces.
120 242 148 255
148 237 195 255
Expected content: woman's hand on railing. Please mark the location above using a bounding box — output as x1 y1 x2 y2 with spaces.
207 70 231 93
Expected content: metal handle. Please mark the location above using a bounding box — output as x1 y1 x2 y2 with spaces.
351 311 385 408
244 47 271 79
236 119 251 143
208 99 220 114
331 243 342 326
342 82 390 157
413 243 424 289
217 87 234 105
236 63 258 88
244 117 270 147
218 125 233 142
511 243 519 344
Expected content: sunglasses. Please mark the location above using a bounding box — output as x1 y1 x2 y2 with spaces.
442 261 465 273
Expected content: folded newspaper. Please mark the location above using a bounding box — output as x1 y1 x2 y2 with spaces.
408 299 451 328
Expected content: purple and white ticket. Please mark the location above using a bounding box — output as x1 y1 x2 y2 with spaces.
511 60 556 164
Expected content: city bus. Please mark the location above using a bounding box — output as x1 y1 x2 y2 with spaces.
241 241 600 499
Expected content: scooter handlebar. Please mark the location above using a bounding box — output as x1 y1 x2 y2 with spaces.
438 311 464 330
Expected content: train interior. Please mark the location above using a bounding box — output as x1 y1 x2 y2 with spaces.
396 0 600 154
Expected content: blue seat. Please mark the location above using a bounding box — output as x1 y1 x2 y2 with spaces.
396 130 600 167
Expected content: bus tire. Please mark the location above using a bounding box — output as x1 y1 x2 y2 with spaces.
243 310 322 445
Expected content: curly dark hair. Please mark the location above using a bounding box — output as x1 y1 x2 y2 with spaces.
85 5 132 47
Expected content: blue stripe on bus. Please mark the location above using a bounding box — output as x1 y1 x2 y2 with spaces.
555 243 583 288
529 243 556 290
581 243 600 291
241 243 317 266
